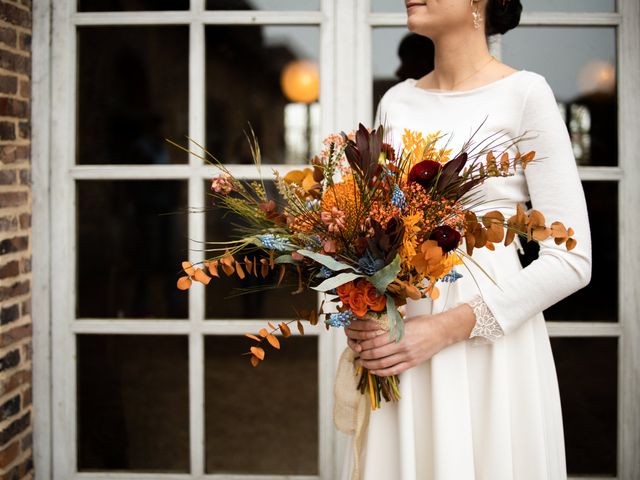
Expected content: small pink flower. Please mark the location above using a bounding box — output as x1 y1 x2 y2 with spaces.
323 239 337 253
320 207 346 233
291 251 304 261
211 173 234 194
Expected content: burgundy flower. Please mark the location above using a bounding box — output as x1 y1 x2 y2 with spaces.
429 225 461 253
408 160 442 190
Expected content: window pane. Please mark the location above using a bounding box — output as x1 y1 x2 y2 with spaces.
204 180 318 319
77 181 189 319
205 25 320 165
372 0 615 12
372 28 434 118
78 0 189 11
204 335 318 474
77 334 190 472
206 0 320 10
502 27 617 166
518 181 618 322
77 27 188 164
551 337 618 476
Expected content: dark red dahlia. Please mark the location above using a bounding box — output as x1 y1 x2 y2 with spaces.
408 160 442 190
429 225 461 253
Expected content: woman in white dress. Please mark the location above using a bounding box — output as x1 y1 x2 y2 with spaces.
337 0 592 479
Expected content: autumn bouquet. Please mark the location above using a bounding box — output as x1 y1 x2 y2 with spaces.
174 122 577 410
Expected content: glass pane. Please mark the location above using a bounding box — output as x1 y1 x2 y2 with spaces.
206 0 319 10
204 335 318 474
78 0 189 11
372 0 615 12
204 180 318 319
77 334 189 472
77 27 188 164
502 27 617 166
205 25 320 164
518 181 617 322
372 28 435 119
77 181 189 319
551 337 617 476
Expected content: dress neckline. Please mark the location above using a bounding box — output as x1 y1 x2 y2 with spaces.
405 69 527 96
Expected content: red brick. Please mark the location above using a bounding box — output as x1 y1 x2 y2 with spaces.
0 235 29 254
0 349 20 373
0 191 28 207
0 440 20 467
0 26 17 48
0 410 30 447
0 280 29 301
0 368 30 394
0 145 29 164
20 298 29 315
0 303 20 325
18 257 30 274
0 3 31 28
18 79 28 98
20 431 31 450
22 387 31 407
0 324 31 348
17 32 30 52
17 121 28 139
0 97 28 118
0 120 16 140
0 260 20 279
0 75 18 94
0 169 17 184
18 213 29 228
0 215 18 232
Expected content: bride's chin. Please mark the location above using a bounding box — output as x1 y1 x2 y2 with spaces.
407 17 431 34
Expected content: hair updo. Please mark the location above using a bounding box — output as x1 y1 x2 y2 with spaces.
485 0 523 36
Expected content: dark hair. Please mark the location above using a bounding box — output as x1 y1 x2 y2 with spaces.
485 0 523 36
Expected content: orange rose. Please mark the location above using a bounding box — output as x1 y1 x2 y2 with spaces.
369 294 386 312
336 281 354 304
349 289 369 317
363 282 380 306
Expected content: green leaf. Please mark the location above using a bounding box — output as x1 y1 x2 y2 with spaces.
386 295 405 342
312 272 362 292
296 249 355 272
369 255 401 294
274 255 296 264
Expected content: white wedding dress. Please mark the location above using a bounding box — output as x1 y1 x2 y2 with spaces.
337 70 592 480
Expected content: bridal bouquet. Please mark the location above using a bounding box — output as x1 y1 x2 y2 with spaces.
174 122 577 410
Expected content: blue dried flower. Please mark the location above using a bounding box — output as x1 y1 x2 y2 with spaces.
325 310 356 328
358 250 385 275
391 184 407 210
318 266 333 279
258 234 290 252
441 269 463 283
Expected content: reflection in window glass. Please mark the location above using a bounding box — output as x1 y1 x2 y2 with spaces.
371 0 615 12
372 28 435 118
77 27 188 164
518 181 617 322
502 27 617 166
205 335 318 474
78 0 189 11
551 337 617 476
204 180 318 319
205 25 320 165
77 181 189 319
77 335 190 472
206 0 319 10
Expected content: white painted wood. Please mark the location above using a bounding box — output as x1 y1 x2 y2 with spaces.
366 12 621 27
50 0 78 477
546 322 622 337
617 0 640 478
70 164 317 179
74 474 319 480
71 11 324 26
31 0 53 478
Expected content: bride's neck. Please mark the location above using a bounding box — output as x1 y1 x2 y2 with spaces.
430 33 492 88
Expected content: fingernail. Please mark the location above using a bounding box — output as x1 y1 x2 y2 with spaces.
355 344 361 352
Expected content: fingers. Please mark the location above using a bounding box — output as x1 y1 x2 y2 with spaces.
347 337 361 353
357 331 394 352
370 361 413 377
357 352 406 372
358 341 401 362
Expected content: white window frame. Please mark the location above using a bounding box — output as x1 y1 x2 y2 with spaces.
31 0 640 479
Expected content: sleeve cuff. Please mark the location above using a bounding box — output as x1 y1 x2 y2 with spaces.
466 294 505 346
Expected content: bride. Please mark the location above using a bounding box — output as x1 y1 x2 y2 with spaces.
338 0 592 478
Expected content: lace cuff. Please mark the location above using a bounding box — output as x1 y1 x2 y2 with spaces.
467 294 504 346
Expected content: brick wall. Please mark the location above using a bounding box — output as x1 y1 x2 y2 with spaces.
0 0 33 479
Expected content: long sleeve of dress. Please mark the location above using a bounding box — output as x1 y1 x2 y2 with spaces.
472 75 593 337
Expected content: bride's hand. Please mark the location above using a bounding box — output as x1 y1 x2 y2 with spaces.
352 304 477 377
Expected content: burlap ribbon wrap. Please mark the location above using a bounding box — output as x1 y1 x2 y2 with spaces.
333 313 391 480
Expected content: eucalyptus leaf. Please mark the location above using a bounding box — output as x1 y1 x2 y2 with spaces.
274 255 296 264
386 295 405 342
312 272 363 292
297 249 356 272
370 255 401 294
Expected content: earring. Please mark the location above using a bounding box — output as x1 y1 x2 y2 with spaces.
471 0 482 29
